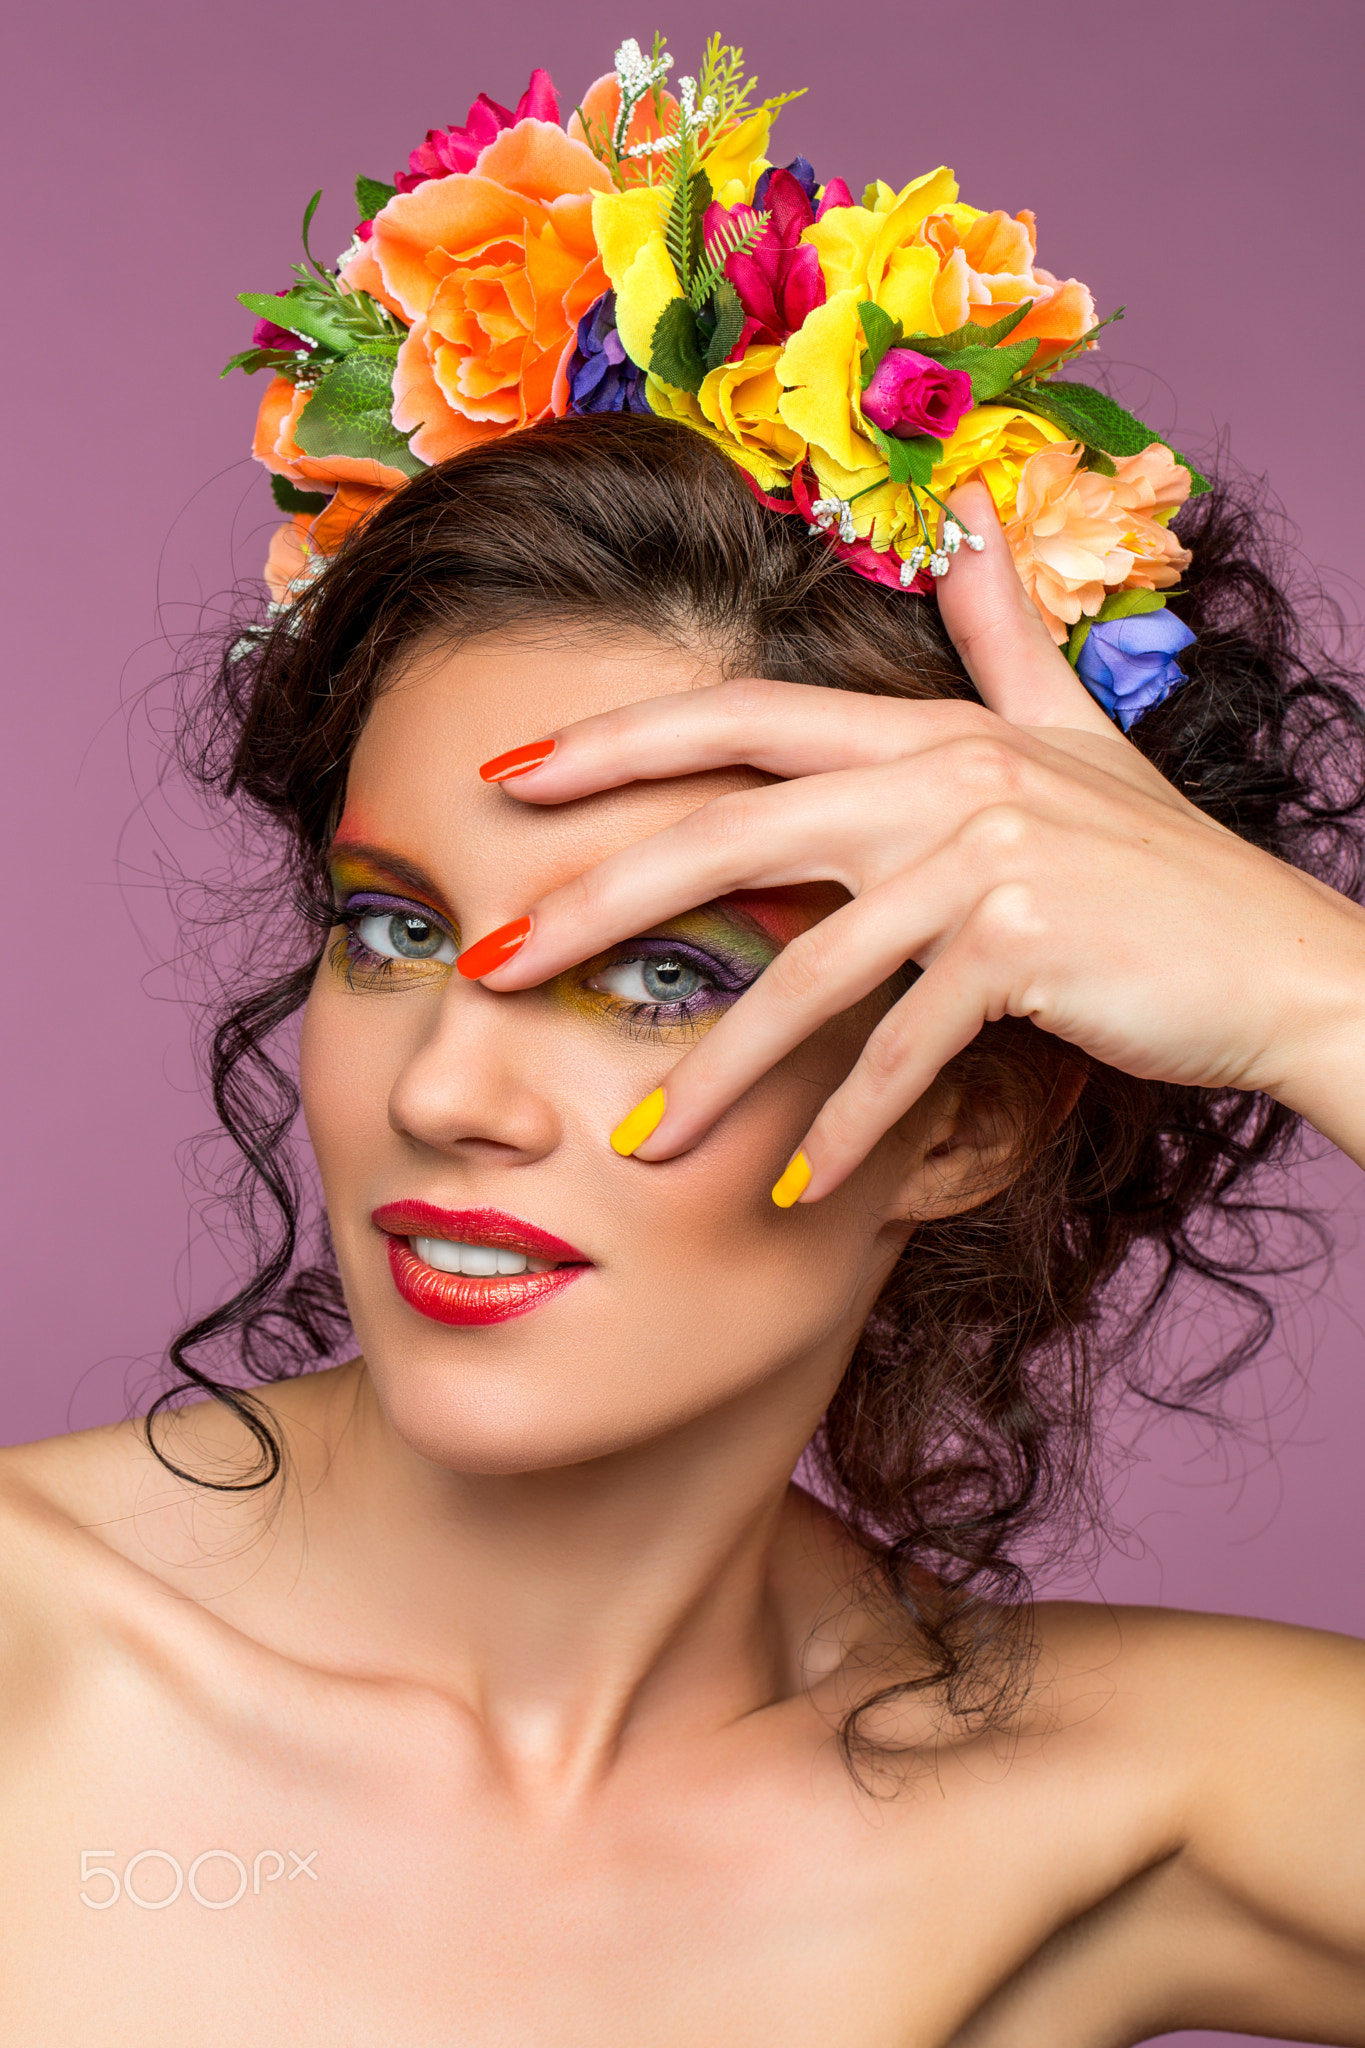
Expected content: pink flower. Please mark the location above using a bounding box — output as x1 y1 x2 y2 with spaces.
706 168 827 357
1005 441 1193 642
861 347 973 440
394 69 560 192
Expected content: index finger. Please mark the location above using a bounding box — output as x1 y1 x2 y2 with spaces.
936 481 1126 741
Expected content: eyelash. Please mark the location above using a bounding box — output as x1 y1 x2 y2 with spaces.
330 896 457 990
586 943 758 1041
330 895 762 1030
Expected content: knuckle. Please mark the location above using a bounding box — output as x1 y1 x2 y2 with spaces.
715 674 791 725
764 926 841 1009
947 734 1026 802
691 788 761 855
813 1092 866 1160
854 1014 912 1096
970 881 1046 949
961 802 1035 863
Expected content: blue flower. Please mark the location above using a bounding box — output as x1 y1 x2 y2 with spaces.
1076 609 1197 731
564 292 652 416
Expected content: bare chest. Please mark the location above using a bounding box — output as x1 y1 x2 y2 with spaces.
0 1654 1150 2047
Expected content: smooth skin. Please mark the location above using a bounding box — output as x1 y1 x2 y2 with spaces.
0 485 1362 2044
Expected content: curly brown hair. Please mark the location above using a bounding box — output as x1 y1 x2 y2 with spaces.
167 411 1365 1750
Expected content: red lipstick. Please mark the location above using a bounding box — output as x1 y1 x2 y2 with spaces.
371 1203 590 1327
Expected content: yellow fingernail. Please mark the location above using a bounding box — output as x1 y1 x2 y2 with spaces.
771 1151 812 1208
610 1087 666 1158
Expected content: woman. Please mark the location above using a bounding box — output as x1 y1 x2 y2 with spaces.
3 41 1364 2043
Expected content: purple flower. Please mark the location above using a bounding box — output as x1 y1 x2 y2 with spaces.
1076 609 1197 730
754 156 818 209
752 157 854 218
564 293 651 416
861 347 973 439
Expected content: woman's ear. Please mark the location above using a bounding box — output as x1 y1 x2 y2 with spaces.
886 1047 1088 1224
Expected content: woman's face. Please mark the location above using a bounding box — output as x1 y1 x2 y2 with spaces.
300 631 918 1474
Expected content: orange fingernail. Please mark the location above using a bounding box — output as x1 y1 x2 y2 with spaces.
480 739 556 783
771 1151 812 1208
457 915 531 979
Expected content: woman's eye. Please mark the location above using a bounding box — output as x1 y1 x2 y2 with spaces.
588 955 708 1006
354 912 457 964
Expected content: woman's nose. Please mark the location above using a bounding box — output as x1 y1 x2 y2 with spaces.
387 979 562 1164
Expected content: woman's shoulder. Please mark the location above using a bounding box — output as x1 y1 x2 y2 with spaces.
1020 1594 1365 1794
0 1407 270 1673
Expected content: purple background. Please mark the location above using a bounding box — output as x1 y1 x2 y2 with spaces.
5 5 1362 2037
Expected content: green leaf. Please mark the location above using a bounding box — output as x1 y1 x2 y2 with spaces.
1013 380 1161 456
649 297 708 394
1065 588 1168 668
238 290 354 354
292 344 424 478
938 337 1038 403
1012 380 1212 496
704 280 746 371
857 301 903 387
689 207 766 308
902 302 1035 357
220 345 302 379
270 475 331 515
868 421 942 489
300 187 326 277
355 176 397 222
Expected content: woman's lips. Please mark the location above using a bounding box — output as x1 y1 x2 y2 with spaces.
371 1203 590 1328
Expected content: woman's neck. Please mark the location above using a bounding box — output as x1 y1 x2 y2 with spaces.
191 1357 865 1801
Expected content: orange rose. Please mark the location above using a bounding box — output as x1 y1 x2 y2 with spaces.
366 120 614 465
918 206 1096 364
251 374 412 494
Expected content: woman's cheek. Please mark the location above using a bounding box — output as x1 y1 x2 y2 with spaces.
298 974 402 1182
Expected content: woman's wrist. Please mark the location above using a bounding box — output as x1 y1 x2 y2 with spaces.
1256 887 1365 1170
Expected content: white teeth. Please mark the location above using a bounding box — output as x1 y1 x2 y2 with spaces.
411 1237 555 1278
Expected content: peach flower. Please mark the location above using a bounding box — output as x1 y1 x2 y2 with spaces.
568 71 680 184
262 481 390 604
1005 441 1193 642
362 120 613 465
251 374 412 494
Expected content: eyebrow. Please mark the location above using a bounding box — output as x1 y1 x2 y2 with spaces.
327 839 451 911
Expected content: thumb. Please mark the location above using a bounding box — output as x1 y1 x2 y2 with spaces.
935 480 1121 740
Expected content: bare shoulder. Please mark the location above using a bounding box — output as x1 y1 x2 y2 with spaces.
1027 1595 1365 1759
0 1418 176 1654
948 1598 1365 2043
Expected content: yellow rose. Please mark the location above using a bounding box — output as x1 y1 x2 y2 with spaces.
695 109 771 209
776 290 883 479
591 186 680 372
803 166 961 334
930 403 1069 514
647 343 803 493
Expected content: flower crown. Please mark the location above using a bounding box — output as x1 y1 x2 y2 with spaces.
228 32 1207 730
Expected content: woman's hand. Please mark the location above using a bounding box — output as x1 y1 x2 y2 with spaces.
466 484 1365 1199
